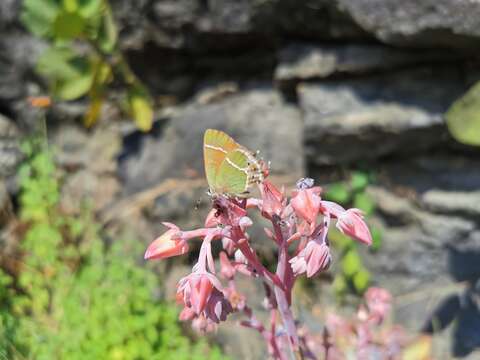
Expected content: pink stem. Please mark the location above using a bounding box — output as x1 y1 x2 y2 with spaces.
272 217 300 359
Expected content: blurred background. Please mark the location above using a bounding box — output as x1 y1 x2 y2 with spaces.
1 0 480 359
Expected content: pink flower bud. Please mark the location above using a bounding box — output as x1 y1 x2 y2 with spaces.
177 271 223 315
144 224 189 260
260 180 285 217
289 224 331 278
179 306 196 321
364 287 392 324
336 209 372 246
291 188 321 225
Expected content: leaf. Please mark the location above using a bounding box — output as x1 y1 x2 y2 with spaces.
353 269 370 293
37 46 79 79
333 276 347 295
78 0 102 18
446 81 480 146
353 192 375 216
325 182 350 204
55 73 93 100
37 46 95 100
62 0 78 12
342 250 361 278
53 11 85 40
128 87 153 132
329 228 352 251
370 226 382 252
97 4 117 53
83 61 112 127
84 98 104 128
21 0 60 37
402 336 432 360
350 171 369 191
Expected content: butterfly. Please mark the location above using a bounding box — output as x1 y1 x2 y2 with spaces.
203 129 267 197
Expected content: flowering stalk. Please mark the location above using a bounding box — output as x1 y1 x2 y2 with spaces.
145 177 372 359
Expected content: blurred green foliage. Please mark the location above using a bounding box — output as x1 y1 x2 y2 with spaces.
0 139 225 359
21 0 154 131
446 82 480 146
324 171 382 298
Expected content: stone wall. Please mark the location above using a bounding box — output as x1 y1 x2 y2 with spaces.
1 1 480 358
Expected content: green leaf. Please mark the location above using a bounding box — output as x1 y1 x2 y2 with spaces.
446 81 480 146
37 46 94 100
370 226 382 252
333 276 347 295
350 171 369 192
21 0 60 37
97 4 117 53
341 249 361 278
325 182 350 204
62 0 78 12
353 269 370 293
128 87 153 132
84 62 112 127
55 73 94 100
353 192 375 216
37 46 79 79
78 0 102 18
328 228 352 251
53 11 86 40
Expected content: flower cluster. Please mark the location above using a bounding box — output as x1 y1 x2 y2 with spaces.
299 287 432 360
145 178 372 358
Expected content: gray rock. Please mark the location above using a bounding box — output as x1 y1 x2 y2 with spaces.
300 68 468 165
0 0 19 28
269 0 368 40
119 85 304 194
0 33 39 101
275 43 453 82
421 190 480 218
338 0 480 49
0 114 22 177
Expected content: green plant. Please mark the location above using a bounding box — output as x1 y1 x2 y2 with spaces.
21 0 154 131
446 81 480 146
324 171 382 297
0 139 225 359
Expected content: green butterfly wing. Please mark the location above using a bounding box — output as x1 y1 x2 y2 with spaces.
215 149 249 196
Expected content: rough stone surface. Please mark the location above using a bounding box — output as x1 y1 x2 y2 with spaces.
0 114 22 177
421 190 480 218
119 85 304 194
275 43 454 82
338 0 480 49
300 68 470 165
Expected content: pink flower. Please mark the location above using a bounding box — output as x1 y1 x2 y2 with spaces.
177 271 222 314
144 223 189 260
291 187 321 225
179 306 196 321
205 208 221 228
321 202 372 246
337 209 372 246
289 225 331 277
260 180 285 218
364 287 392 324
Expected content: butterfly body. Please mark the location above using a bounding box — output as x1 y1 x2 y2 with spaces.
203 129 266 197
